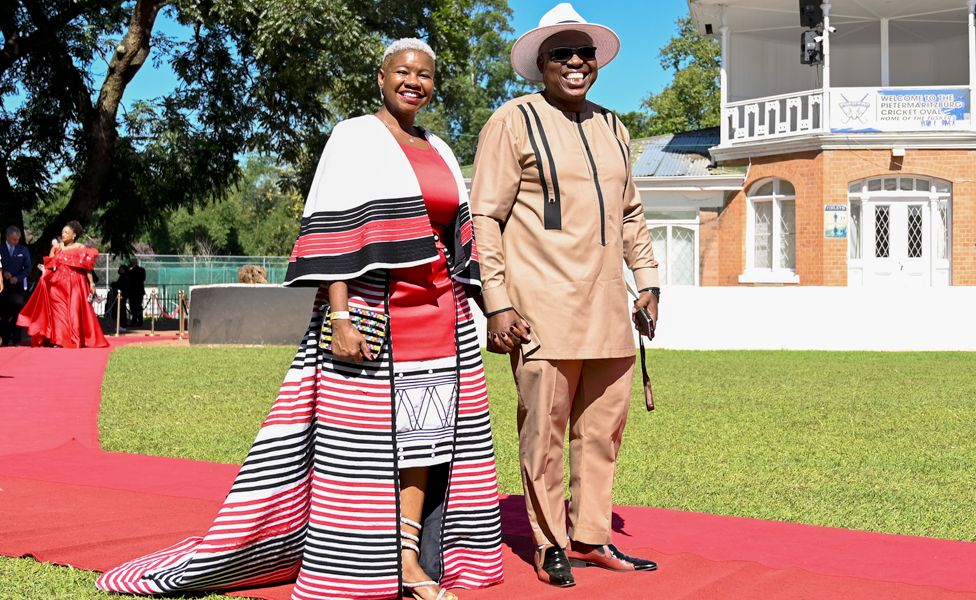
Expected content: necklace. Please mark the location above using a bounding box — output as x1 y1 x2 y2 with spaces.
382 119 425 146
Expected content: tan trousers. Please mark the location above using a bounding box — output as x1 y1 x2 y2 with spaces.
511 352 635 548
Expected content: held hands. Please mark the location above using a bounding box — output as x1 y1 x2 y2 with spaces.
486 309 532 354
331 319 375 361
632 291 659 340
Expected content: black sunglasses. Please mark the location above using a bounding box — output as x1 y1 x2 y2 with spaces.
545 45 597 62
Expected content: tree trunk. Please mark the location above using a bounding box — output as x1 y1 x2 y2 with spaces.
31 0 164 256
0 157 24 235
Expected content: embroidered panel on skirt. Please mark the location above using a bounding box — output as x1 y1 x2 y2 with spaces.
394 356 458 468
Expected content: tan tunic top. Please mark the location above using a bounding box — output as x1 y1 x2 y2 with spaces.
470 93 659 360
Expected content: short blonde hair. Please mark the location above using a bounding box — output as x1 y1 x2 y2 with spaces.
382 38 436 67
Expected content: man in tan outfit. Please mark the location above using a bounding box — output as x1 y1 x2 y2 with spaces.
469 2 660 589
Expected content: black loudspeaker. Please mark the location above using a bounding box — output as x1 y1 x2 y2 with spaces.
799 0 823 27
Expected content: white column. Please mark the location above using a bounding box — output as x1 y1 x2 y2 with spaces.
968 0 975 131
880 17 890 87
720 7 730 144
929 195 939 287
821 2 832 130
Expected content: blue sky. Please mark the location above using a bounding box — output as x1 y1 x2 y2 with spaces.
122 1 689 115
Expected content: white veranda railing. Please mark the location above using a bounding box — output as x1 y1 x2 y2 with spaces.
723 89 824 144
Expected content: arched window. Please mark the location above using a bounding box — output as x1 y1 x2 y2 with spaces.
647 210 700 286
741 178 798 283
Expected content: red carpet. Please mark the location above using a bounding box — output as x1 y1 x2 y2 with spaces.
2 340 976 599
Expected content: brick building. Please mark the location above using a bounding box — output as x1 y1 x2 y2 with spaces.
636 0 976 287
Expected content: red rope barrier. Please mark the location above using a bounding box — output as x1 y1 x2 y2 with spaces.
152 295 181 319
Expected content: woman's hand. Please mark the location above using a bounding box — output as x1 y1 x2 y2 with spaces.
486 309 531 354
330 319 374 361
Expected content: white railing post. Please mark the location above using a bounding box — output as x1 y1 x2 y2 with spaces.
821 2 832 133
881 17 890 87
720 6 730 144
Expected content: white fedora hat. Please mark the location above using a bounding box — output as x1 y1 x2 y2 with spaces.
510 3 621 83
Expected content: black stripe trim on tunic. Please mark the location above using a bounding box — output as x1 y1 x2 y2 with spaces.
517 105 560 230
600 108 630 174
284 238 438 286
526 103 562 230
298 196 428 234
575 112 607 246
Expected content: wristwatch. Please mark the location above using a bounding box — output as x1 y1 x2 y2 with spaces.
640 287 661 299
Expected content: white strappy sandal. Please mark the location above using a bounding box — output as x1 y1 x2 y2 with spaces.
400 516 458 600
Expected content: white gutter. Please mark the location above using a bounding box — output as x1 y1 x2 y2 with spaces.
634 174 746 191
711 131 976 161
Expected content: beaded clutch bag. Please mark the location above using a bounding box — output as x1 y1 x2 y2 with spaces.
320 306 389 358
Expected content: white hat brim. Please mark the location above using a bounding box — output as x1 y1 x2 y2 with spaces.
510 22 620 83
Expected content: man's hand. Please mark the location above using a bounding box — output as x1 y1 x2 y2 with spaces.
486 309 532 354
632 291 659 338
330 319 374 361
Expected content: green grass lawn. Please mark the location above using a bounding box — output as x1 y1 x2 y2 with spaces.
5 346 976 598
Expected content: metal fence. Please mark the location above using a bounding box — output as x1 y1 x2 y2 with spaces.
92 254 289 318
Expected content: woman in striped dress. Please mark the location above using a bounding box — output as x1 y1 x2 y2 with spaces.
97 38 504 600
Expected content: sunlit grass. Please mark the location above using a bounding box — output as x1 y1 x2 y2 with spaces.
6 346 975 596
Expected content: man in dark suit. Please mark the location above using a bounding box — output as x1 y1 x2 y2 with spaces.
1 226 32 346
128 257 146 327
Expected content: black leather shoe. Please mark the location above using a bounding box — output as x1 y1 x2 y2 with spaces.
608 544 657 571
535 545 575 587
568 541 658 572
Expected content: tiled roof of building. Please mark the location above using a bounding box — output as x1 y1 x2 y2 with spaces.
463 127 742 180
632 127 742 177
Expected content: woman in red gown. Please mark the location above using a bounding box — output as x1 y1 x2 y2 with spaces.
17 220 108 348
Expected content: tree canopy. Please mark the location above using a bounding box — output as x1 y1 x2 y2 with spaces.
149 155 302 256
622 16 720 138
1 0 521 257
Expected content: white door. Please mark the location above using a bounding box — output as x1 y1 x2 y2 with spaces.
865 200 929 286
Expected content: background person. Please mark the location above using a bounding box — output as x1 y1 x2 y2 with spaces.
127 257 146 327
1 226 32 346
17 221 107 348
97 38 504 600
470 2 660 588
105 264 130 331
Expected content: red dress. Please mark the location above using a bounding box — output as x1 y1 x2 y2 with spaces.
17 246 108 348
388 142 460 361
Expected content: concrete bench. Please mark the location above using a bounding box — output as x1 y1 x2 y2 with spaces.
188 284 317 345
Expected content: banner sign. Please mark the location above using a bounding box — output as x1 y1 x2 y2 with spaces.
824 204 848 239
830 88 970 133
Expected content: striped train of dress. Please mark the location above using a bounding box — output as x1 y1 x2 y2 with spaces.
96 275 504 598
